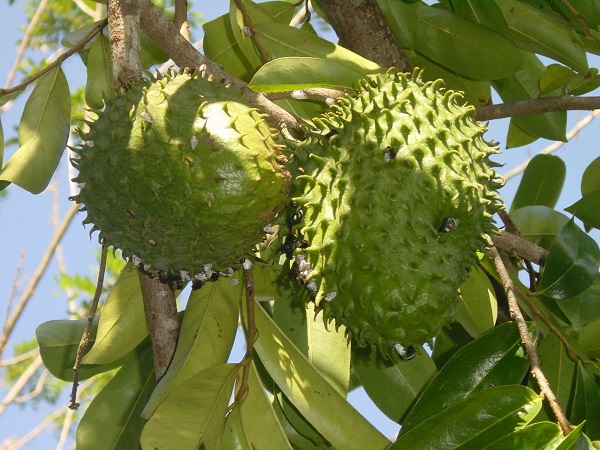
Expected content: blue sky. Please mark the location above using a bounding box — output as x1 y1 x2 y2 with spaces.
1 1 600 448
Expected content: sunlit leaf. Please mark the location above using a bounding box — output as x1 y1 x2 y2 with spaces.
510 154 566 213
565 190 600 230
582 156 600 196
142 276 242 418
76 340 155 450
571 362 600 440
379 0 420 48
539 64 578 94
555 422 585 450
454 265 498 338
141 363 239 450
0 67 70 193
393 385 541 449
85 34 113 109
558 274 600 330
402 322 530 432
510 205 570 250
578 318 600 359
82 263 147 365
352 345 437 423
505 120 539 149
481 421 562 450
251 299 391 449
539 219 600 299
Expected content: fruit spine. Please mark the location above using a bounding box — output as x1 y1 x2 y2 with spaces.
72 70 289 277
288 71 503 355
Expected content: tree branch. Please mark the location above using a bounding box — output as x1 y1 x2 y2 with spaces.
475 95 600 122
485 236 571 436
107 0 142 85
490 230 548 266
316 0 411 72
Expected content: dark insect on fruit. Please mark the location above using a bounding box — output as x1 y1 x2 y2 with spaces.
438 217 459 233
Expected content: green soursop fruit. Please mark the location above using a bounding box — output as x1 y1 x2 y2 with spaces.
289 71 503 356
72 71 289 276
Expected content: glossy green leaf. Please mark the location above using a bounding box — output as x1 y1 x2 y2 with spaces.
481 421 562 450
510 205 570 250
251 299 391 450
454 266 497 338
85 34 113 109
393 385 541 449
582 156 600 196
430 321 474 368
566 190 600 230
230 362 292 450
578 318 600 359
221 407 251 450
533 333 577 423
379 0 420 48
253 22 382 75
141 363 239 450
572 362 600 440
36 319 126 381
142 276 242 418
449 0 512 39
76 340 156 450
352 345 437 423
539 64 578 95
555 422 585 450
539 219 600 300
496 0 588 72
414 4 521 80
0 67 70 194
558 274 600 330
492 51 567 142
82 263 147 365
403 322 530 432
506 120 539 149
511 154 566 213
249 57 366 92
306 302 350 396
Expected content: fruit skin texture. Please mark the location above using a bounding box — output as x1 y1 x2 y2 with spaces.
72 71 289 275
290 71 503 355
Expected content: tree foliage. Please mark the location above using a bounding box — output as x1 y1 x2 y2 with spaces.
2 0 600 448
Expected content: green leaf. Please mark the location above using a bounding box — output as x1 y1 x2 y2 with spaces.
492 51 567 142
142 276 242 418
496 0 588 72
533 333 577 423
379 0 420 48
572 362 600 440
229 0 265 71
539 64 578 95
481 421 562 450
231 362 293 450
453 265 497 338
414 4 522 80
82 263 147 365
449 0 512 40
251 298 391 450
510 154 566 213
578 318 600 359
61 20 105 48
582 156 600 196
249 57 365 92
306 302 350 396
253 262 278 301
431 322 474 368
392 385 541 449
506 120 539 149
558 274 600 330
565 190 600 230
141 363 239 450
85 34 113 109
36 319 126 381
555 422 585 450
539 219 600 299
221 406 252 450
253 22 383 75
0 67 70 194
510 205 570 250
402 322 530 432
352 345 437 424
76 340 156 450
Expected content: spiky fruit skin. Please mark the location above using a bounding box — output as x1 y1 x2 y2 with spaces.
72 71 289 274
290 72 503 355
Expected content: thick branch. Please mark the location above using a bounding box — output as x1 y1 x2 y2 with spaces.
136 0 303 136
138 271 180 380
107 0 142 84
475 95 600 122
317 0 411 71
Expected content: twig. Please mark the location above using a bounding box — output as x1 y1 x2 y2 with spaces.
173 0 190 40
0 348 38 366
475 95 600 121
0 19 107 98
484 235 571 435
69 244 109 410
504 110 600 181
0 203 79 361
234 261 258 404
559 0 600 43
55 405 76 450
0 355 44 415
233 0 270 62
490 230 548 266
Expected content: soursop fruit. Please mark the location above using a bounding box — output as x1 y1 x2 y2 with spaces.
72 70 289 276
289 71 503 355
